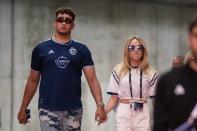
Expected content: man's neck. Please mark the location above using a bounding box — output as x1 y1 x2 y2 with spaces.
53 33 71 44
190 59 197 72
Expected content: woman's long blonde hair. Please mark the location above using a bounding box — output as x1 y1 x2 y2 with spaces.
116 36 152 79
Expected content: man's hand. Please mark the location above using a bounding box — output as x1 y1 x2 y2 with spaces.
95 106 107 125
17 109 27 124
17 69 40 125
83 66 107 125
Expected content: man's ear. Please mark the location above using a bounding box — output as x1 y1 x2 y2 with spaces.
72 23 75 30
53 21 56 28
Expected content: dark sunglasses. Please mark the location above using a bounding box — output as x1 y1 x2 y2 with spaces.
128 45 144 52
56 17 73 24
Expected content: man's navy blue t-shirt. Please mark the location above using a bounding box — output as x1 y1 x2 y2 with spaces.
31 38 94 111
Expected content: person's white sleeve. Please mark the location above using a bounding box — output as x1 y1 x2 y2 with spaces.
148 73 159 98
107 70 120 95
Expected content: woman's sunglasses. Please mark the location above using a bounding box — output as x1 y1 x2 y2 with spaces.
128 45 144 52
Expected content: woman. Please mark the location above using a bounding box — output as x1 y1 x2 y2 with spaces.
105 36 158 131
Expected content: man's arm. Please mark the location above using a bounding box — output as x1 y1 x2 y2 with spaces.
17 69 40 124
153 76 170 131
83 66 107 124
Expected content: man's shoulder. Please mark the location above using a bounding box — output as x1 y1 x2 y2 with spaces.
35 38 53 49
31 39 53 53
72 40 89 49
160 65 187 82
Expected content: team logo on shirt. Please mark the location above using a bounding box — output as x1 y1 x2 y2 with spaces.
55 56 70 68
48 49 54 54
69 47 77 55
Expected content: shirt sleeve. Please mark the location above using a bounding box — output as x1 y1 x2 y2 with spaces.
107 70 120 95
148 72 159 97
31 46 42 71
81 45 94 67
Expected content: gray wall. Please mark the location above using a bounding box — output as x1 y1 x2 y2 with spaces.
0 0 12 131
0 0 197 131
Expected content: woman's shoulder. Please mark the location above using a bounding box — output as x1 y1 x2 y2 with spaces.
145 67 159 78
113 63 124 73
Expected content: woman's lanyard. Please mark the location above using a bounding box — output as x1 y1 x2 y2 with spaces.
129 68 143 98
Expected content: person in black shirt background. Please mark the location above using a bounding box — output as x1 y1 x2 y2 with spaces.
172 56 184 69
153 16 197 131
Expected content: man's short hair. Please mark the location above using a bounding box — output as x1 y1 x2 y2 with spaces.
188 15 197 33
56 7 76 21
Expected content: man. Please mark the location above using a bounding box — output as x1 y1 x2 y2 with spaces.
172 56 184 69
154 16 197 131
18 7 106 131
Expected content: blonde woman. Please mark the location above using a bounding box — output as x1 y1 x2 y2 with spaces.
105 36 158 131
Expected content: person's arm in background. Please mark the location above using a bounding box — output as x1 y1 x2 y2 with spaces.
148 72 159 105
153 75 170 131
17 69 40 124
83 66 107 124
105 68 120 114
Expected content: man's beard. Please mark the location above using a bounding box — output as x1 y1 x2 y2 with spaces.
190 52 197 72
57 30 71 36
193 52 197 63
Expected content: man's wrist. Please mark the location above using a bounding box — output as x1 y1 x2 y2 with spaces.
20 105 27 111
96 102 105 108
